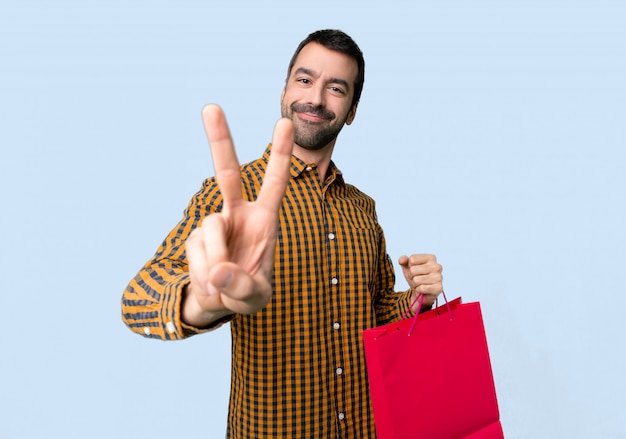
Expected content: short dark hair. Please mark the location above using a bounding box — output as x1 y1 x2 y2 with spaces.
286 29 365 109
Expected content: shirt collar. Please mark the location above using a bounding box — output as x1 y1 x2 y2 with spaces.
262 144 345 185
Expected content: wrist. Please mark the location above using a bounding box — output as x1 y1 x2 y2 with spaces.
181 283 233 328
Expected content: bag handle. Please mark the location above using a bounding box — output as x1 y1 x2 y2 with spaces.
405 290 452 336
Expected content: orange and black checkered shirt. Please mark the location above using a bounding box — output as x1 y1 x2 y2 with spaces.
122 146 414 438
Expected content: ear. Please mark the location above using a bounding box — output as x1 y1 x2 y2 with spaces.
345 102 358 125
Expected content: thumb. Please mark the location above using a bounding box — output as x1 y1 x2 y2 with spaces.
398 255 414 287
398 254 409 268
209 262 271 303
206 263 235 296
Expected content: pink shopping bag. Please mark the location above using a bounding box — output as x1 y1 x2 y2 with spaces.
363 296 503 438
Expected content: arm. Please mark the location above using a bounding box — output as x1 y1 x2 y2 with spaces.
372 227 443 325
121 104 294 339
120 177 223 340
372 226 414 325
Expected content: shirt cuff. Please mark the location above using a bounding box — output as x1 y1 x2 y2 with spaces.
397 290 433 319
160 274 235 338
397 289 416 318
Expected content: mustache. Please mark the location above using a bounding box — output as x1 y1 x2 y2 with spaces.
291 103 335 120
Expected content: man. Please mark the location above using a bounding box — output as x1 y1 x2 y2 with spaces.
122 29 443 438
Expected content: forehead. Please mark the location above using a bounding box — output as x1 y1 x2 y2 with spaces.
291 42 358 85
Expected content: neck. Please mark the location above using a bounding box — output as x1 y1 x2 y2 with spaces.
292 142 335 183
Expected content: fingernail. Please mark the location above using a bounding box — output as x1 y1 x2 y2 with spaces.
214 269 234 289
207 282 219 296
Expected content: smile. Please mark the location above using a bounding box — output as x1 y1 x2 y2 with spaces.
297 111 329 123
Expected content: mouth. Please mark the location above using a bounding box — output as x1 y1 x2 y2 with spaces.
296 111 328 123
291 104 334 123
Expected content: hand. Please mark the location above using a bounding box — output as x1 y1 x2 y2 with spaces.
398 254 443 311
182 104 294 327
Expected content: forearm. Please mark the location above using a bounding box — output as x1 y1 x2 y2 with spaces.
121 177 230 339
122 262 236 341
374 288 414 325
121 260 191 340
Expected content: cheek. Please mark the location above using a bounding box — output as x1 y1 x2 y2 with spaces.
335 107 352 124
282 85 298 102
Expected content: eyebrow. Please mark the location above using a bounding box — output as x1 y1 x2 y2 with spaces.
294 67 351 92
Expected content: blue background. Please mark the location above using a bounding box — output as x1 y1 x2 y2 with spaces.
1 1 624 437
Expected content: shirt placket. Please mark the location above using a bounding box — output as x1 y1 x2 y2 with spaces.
321 180 348 437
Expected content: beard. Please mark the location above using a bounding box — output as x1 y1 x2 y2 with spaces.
281 102 348 151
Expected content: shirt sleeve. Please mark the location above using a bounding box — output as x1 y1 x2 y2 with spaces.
371 224 415 326
120 177 233 340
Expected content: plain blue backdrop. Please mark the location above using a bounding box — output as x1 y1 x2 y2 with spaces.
1 1 625 437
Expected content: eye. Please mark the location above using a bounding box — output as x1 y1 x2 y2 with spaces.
329 86 345 95
297 78 311 85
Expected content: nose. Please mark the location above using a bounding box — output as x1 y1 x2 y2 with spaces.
304 82 325 107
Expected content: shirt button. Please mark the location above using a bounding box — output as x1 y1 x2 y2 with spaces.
336 367 343 375
143 327 151 336
331 277 338 285
333 322 340 330
305 166 313 171
328 233 335 240
166 321 176 334
338 412 345 421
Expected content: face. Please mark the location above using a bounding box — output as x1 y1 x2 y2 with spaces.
281 42 359 151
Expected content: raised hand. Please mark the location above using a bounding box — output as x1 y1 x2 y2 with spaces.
182 104 294 327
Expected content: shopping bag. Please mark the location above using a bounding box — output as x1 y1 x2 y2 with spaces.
363 296 503 439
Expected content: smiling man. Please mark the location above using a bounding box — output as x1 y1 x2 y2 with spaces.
281 41 358 155
122 29 443 439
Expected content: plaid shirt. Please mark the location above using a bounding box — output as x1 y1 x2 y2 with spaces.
122 146 414 438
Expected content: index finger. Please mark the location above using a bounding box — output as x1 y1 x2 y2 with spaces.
407 254 437 266
202 104 243 208
257 117 294 211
